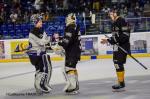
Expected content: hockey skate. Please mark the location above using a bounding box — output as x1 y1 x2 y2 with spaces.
64 81 79 95
112 84 125 92
65 87 79 95
65 90 79 95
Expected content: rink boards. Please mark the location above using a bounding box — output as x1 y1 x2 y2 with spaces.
0 53 150 63
0 32 150 63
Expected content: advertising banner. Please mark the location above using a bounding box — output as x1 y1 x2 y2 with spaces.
81 37 98 55
10 40 29 59
99 33 150 55
130 33 147 53
0 41 5 59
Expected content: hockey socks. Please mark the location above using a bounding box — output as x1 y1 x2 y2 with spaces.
112 71 125 92
117 71 125 86
113 64 125 92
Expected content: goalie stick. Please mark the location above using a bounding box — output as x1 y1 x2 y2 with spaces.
14 45 52 52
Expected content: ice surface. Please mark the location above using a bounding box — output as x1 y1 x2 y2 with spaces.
0 58 150 99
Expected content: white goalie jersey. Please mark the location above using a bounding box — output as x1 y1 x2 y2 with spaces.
28 27 50 55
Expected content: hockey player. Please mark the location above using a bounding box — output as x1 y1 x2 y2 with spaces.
101 10 131 91
58 13 81 94
27 14 52 93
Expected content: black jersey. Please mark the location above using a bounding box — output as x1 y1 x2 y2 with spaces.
107 17 131 64
59 24 81 61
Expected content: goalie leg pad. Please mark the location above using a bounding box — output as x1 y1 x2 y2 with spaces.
62 67 79 92
42 54 52 89
34 72 51 93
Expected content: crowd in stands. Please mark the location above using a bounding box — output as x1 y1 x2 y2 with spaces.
0 0 150 24
0 0 150 39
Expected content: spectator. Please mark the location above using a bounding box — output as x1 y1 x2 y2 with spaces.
34 0 44 11
119 0 126 4
120 4 128 17
138 0 145 8
93 0 100 12
23 11 30 23
101 5 110 19
16 8 22 23
56 0 64 9
85 0 92 11
77 0 85 13
52 32 60 42
0 32 2 39
123 6 128 17
102 5 110 14
10 11 18 24
63 0 68 10
68 0 78 12
0 1 4 11
134 2 143 17
0 15 3 25
0 0 148 24
126 8 135 18
144 0 150 10
0 8 5 24
143 0 150 16
42 0 50 12
12 0 21 11
43 11 50 21
111 0 118 6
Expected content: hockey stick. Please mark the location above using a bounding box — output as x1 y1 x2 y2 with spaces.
14 45 52 52
104 34 148 70
15 44 65 56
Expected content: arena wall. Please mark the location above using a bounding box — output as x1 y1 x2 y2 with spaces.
0 32 150 63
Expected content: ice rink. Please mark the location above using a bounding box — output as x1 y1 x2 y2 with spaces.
0 57 150 99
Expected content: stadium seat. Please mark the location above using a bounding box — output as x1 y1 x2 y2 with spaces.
42 22 48 29
15 24 21 30
29 23 34 30
9 30 15 36
1 25 7 31
15 29 23 38
23 29 29 38
21 23 29 30
48 22 54 25
7 24 14 30
2 30 9 36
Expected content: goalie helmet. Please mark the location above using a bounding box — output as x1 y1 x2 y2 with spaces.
65 13 76 26
30 14 43 26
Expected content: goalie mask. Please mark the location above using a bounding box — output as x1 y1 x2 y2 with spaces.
31 14 43 26
65 13 76 26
